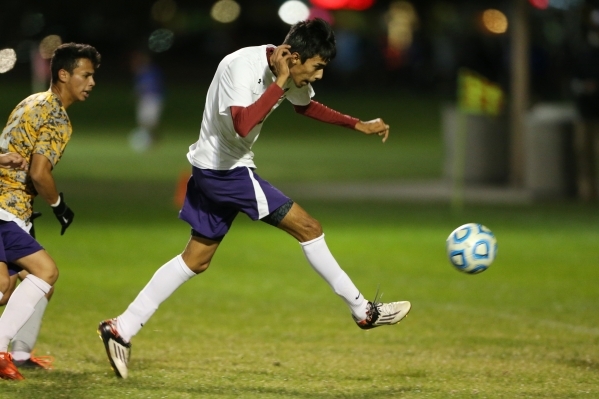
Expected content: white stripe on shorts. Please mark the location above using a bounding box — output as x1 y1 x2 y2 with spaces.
246 168 270 219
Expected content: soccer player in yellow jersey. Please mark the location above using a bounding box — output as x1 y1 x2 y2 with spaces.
0 43 101 379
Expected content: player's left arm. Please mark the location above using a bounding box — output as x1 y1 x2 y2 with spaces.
0 152 28 170
294 101 390 143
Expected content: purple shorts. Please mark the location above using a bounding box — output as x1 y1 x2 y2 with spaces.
0 220 43 276
179 166 290 240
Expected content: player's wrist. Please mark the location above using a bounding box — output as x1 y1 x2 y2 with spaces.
275 75 289 88
51 193 67 215
50 195 61 208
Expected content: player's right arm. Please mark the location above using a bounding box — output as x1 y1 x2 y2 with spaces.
230 45 292 137
0 152 28 170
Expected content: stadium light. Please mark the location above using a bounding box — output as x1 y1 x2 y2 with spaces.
529 0 549 9
39 35 62 59
148 29 174 52
278 1 310 25
482 9 508 34
210 0 241 23
0 48 17 73
310 0 374 11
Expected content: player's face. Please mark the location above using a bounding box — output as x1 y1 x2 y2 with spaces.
289 54 327 88
63 58 96 102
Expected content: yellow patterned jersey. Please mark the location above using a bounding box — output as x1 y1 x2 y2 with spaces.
0 91 72 223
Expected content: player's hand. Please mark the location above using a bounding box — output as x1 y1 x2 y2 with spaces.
0 152 28 170
29 211 42 239
355 118 390 143
270 45 292 87
51 192 74 235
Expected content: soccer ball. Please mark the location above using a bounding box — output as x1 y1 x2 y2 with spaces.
446 223 497 274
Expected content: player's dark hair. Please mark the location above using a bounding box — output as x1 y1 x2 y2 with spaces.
283 18 336 63
50 43 101 83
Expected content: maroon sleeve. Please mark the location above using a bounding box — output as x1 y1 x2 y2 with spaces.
230 84 284 137
293 100 359 129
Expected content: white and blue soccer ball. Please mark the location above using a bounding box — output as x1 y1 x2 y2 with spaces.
446 223 497 274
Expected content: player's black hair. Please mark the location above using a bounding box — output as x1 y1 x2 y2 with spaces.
283 18 336 63
50 43 101 83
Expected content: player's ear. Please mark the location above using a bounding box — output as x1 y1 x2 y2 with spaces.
58 69 70 83
290 52 301 65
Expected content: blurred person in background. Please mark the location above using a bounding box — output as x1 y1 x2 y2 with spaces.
0 43 100 379
127 50 164 152
99 18 410 380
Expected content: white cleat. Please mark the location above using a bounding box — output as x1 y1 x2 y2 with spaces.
98 319 131 378
354 300 412 330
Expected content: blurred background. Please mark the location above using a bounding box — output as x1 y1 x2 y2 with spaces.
1 0 599 203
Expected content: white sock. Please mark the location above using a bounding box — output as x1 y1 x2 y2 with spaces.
0 275 51 352
11 296 48 358
300 234 368 320
117 255 196 342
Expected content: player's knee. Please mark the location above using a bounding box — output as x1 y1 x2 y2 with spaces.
186 260 211 274
299 216 323 242
35 265 59 286
0 279 8 298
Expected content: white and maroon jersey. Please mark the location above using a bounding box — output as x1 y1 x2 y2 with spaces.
187 45 314 170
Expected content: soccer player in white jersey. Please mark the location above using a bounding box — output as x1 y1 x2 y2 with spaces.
99 18 411 379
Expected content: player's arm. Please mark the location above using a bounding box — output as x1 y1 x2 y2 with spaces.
294 101 390 143
0 152 28 170
230 85 283 137
29 154 59 205
29 154 74 235
230 45 292 137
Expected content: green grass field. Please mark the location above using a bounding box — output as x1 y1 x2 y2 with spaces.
1 83 598 398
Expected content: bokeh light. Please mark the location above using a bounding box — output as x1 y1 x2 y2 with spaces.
39 35 62 59
278 1 310 25
152 0 178 23
210 0 241 24
310 0 374 11
148 29 174 52
309 7 334 25
0 49 17 73
529 0 549 9
482 9 508 34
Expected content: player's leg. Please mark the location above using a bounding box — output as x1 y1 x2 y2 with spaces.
0 262 9 303
0 250 57 348
0 249 55 381
99 168 232 378
0 260 24 380
0 271 18 306
271 202 369 317
272 201 411 330
116 234 218 342
9 270 54 369
98 234 219 379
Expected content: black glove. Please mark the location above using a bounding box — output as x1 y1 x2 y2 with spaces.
29 211 42 239
51 193 74 235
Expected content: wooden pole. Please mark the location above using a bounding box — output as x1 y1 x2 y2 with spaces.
509 0 529 187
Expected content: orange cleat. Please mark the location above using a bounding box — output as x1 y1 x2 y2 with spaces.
13 351 54 370
0 352 24 380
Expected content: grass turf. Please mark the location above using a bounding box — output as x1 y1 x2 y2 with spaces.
0 83 598 398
